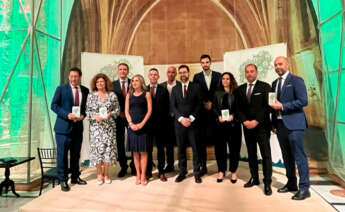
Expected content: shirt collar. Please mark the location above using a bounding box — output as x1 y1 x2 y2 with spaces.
70 84 80 89
280 71 290 80
247 79 257 85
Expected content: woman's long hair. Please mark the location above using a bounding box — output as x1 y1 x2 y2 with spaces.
90 73 113 92
128 74 147 96
217 72 238 93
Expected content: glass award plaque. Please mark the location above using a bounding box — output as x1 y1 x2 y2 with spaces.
72 106 80 117
99 107 108 119
269 92 277 105
221 109 229 121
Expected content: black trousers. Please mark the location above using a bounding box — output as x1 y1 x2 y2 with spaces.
198 109 216 168
215 122 242 173
175 124 200 176
147 132 166 174
55 125 82 182
165 115 176 168
115 117 134 170
243 126 272 185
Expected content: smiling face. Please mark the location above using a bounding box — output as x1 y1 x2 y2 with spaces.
118 64 129 80
96 77 106 91
131 76 141 90
69 71 81 87
274 56 288 76
148 69 159 85
178 67 190 83
244 64 258 83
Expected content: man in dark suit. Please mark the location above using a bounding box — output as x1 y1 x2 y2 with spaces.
160 66 181 172
270 56 310 200
235 64 272 195
146 68 170 181
51 67 89 191
171 65 202 183
112 63 135 177
192 54 221 175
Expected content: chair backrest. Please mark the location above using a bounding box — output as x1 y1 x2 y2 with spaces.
37 148 57 171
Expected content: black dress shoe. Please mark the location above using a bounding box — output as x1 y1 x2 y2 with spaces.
292 190 311 200
175 174 186 183
164 165 175 173
230 179 237 184
195 175 202 184
71 177 87 185
277 185 298 193
159 173 167 182
61 181 70 192
264 185 272 196
217 178 223 183
117 168 127 178
244 178 260 188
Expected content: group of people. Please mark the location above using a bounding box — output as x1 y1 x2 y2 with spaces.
51 54 311 200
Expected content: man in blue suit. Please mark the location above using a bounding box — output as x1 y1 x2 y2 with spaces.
51 67 89 191
270 56 310 200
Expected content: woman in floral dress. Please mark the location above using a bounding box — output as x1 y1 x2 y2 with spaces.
86 73 120 185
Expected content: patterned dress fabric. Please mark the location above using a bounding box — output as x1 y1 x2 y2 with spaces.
86 91 120 166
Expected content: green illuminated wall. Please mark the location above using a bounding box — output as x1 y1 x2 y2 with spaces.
0 0 74 182
311 0 345 180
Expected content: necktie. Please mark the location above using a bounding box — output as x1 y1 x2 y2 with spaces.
277 77 282 101
150 85 155 98
121 81 126 97
74 87 79 106
246 83 253 103
183 85 187 98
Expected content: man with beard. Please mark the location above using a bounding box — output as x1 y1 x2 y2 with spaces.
192 54 221 175
171 65 202 183
270 56 310 200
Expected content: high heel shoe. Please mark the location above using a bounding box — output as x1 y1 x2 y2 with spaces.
217 178 223 183
230 173 237 184
217 172 224 183
135 178 141 185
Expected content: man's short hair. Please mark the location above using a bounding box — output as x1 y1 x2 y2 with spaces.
200 54 211 61
178 65 190 72
118 63 129 70
69 67 82 76
149 68 159 73
245 64 258 72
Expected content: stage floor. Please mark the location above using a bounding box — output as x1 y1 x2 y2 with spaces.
20 161 336 212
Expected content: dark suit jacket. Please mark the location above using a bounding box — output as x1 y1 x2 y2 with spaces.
51 83 89 134
192 70 221 102
112 78 130 113
235 80 271 130
147 84 170 133
272 73 308 130
170 82 202 128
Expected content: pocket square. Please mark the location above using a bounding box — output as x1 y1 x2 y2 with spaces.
254 93 262 95
286 84 292 87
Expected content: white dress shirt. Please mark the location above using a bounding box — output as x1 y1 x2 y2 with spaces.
203 70 212 90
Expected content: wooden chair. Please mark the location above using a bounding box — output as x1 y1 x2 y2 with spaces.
37 148 57 196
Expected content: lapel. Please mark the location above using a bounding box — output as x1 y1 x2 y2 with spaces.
177 83 184 99
127 78 130 92
280 73 291 98
114 80 121 93
199 72 208 91
66 84 74 104
210 71 218 90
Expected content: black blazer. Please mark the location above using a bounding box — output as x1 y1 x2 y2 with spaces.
51 83 89 134
160 81 182 91
170 82 202 127
213 90 239 121
192 71 221 102
147 84 170 125
112 78 130 113
235 80 272 129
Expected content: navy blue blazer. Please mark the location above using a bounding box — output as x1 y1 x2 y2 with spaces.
192 70 221 102
51 83 89 134
272 73 308 130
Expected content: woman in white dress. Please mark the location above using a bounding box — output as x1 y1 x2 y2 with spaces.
86 73 120 185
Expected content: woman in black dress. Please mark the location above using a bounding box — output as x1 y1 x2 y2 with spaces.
125 74 152 185
213 72 242 183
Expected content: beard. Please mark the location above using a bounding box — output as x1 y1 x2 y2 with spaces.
275 68 286 76
202 66 210 71
180 76 188 82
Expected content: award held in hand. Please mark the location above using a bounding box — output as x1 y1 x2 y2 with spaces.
221 109 230 121
99 107 108 119
269 92 277 105
72 106 80 118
